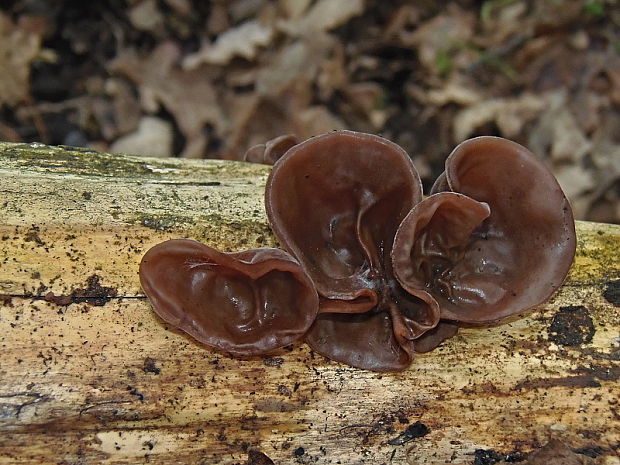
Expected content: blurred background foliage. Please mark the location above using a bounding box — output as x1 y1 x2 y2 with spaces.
0 0 619 222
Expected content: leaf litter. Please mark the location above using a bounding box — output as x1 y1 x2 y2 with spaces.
0 0 618 223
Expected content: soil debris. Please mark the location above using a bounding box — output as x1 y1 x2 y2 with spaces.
262 357 284 367
44 274 118 307
602 279 620 306
246 449 275 465
387 421 430 446
547 305 595 346
142 357 161 375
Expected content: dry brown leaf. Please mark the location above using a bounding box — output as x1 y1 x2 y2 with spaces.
405 4 474 74
223 93 293 158
207 3 230 35
549 113 592 164
586 137 620 223
256 35 335 97
591 112 620 172
278 0 364 37
103 78 142 140
223 91 343 158
571 89 607 135
0 14 44 107
110 42 179 104
588 193 620 223
589 141 620 207
454 93 548 141
529 1 584 31
422 77 483 106
528 91 592 164
163 0 191 16
609 67 620 105
90 97 120 142
110 116 173 157
128 0 164 33
317 41 347 100
109 42 225 158
555 165 595 204
480 0 528 46
255 41 309 96
222 93 261 158
279 0 312 19
295 105 345 139
230 0 269 23
183 20 274 68
157 68 224 137
383 5 421 44
0 121 20 142
342 82 384 116
16 97 95 139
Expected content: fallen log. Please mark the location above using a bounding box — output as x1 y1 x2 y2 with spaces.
0 142 618 464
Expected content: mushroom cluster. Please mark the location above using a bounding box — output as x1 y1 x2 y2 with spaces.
139 131 576 372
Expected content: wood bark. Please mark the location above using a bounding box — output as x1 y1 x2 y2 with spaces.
0 142 618 465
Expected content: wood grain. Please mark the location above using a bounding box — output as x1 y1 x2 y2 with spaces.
0 142 618 465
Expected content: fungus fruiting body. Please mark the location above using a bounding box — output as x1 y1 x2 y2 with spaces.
139 131 576 372
265 131 443 370
244 134 299 165
139 240 318 355
394 137 576 324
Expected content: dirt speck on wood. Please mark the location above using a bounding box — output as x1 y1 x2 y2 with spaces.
547 305 595 346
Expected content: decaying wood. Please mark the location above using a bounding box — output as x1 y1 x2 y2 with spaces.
0 142 618 465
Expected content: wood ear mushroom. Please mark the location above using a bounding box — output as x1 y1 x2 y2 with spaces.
393 136 576 324
139 132 576 372
139 240 318 355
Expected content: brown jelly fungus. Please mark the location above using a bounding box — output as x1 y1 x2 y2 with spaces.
139 131 576 372
140 240 318 355
393 136 576 324
244 134 299 165
266 131 441 371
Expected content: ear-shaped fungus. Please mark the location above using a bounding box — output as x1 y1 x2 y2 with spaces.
392 136 576 324
139 239 318 355
244 134 299 165
139 132 576 373
266 130 440 371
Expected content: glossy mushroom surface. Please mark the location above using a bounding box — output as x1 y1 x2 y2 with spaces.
393 136 576 324
266 130 440 371
139 131 577 373
139 239 318 355
411 321 459 353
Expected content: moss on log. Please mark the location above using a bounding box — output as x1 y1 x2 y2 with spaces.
0 142 618 464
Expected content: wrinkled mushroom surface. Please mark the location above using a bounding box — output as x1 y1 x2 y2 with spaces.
393 136 576 323
266 130 440 371
139 131 576 373
139 239 318 355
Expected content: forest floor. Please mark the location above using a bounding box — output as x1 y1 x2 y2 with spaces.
0 0 619 223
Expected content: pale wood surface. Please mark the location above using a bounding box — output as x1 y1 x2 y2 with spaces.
0 142 618 465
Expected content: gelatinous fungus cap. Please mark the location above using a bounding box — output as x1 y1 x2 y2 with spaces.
392 136 576 324
139 239 318 355
139 131 576 373
266 131 443 371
